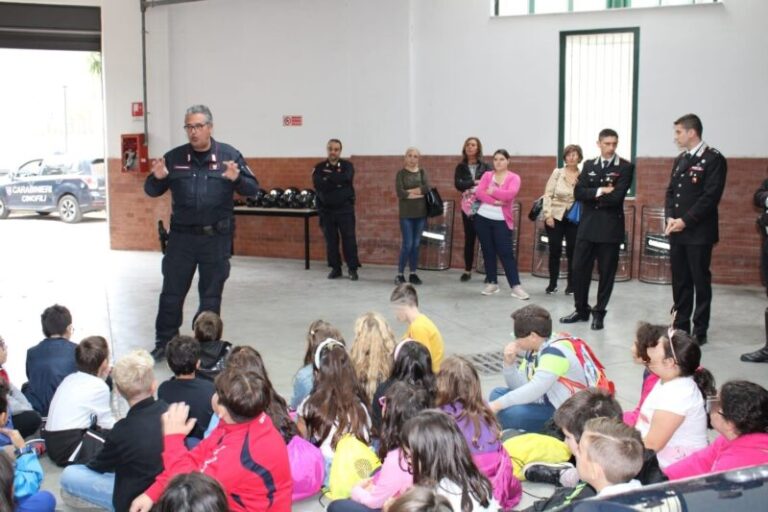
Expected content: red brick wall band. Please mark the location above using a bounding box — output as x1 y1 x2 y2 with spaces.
108 155 767 286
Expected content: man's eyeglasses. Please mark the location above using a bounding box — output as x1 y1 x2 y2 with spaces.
183 123 209 132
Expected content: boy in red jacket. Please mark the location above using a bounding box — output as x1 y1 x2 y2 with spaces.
130 368 292 512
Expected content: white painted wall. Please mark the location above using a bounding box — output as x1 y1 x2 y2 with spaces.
123 0 412 158
412 0 768 158
91 0 768 158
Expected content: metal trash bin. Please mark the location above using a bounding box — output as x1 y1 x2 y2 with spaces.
591 203 635 282
531 216 571 279
639 205 672 284
417 200 455 271
475 202 521 275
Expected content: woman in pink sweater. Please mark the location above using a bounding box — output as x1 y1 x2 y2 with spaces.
474 149 528 300
664 380 768 480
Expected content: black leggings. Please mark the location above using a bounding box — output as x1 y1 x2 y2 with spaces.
544 218 578 288
461 212 477 272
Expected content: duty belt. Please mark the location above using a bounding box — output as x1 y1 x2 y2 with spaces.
171 224 217 235
171 218 232 236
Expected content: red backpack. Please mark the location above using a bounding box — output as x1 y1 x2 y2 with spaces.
551 335 615 396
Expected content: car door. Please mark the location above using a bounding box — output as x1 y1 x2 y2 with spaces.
37 161 69 209
5 159 43 209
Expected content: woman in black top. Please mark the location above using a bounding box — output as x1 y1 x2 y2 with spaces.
454 137 492 282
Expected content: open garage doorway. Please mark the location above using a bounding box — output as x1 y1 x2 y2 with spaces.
0 3 111 385
0 3 105 224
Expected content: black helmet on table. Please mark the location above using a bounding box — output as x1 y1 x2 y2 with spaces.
262 188 284 208
296 189 317 209
246 188 266 207
279 187 300 208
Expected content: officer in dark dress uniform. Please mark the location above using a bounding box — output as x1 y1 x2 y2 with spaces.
312 139 360 280
740 178 768 362
145 105 258 360
664 114 727 347
561 129 634 330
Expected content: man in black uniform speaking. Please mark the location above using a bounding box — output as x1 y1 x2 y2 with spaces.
145 105 258 360
560 128 634 331
664 114 727 347
312 139 360 281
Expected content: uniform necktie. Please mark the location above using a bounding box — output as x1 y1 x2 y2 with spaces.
602 159 609 169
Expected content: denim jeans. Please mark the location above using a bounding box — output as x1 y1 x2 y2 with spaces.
474 215 521 287
16 491 56 512
60 464 115 511
398 217 427 274
489 387 555 433
328 499 380 512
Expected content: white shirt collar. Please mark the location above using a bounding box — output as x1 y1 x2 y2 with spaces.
595 154 617 166
597 479 642 498
688 140 705 157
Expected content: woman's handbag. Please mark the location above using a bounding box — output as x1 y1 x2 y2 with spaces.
566 201 582 224
528 197 543 221
425 187 444 217
460 189 480 216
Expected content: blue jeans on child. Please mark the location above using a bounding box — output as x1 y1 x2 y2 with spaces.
474 215 521 287
328 499 380 512
398 217 426 274
16 491 56 512
490 387 555 433
60 464 116 511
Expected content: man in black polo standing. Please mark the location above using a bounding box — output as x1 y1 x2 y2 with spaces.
560 128 634 330
313 139 360 280
145 105 258 360
664 114 727 347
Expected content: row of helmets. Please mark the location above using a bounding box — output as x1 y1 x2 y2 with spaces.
246 188 317 209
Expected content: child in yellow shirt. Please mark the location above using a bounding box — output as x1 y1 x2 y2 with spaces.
390 283 444 372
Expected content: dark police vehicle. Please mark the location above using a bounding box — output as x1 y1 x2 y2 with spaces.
0 156 106 223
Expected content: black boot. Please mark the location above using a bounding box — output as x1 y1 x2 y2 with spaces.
740 307 768 363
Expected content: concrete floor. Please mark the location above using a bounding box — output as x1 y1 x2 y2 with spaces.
2 213 767 510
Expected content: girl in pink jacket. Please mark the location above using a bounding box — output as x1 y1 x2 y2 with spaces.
664 380 768 480
474 149 529 300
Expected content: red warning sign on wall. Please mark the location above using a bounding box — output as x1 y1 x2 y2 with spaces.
132 102 144 118
282 115 303 127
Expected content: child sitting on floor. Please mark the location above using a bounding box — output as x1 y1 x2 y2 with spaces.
290 319 345 409
390 284 444 373
43 335 114 466
157 335 215 444
577 418 644 499
193 311 232 381
297 339 371 468
0 380 55 512
401 410 499 511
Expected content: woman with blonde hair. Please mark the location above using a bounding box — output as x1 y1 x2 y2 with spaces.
350 312 397 403
395 147 431 285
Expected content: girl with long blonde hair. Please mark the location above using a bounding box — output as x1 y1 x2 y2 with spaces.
349 312 397 403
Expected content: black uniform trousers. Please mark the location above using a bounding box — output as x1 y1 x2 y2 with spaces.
670 242 712 337
320 210 359 271
545 219 578 289
155 231 231 346
572 239 620 315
